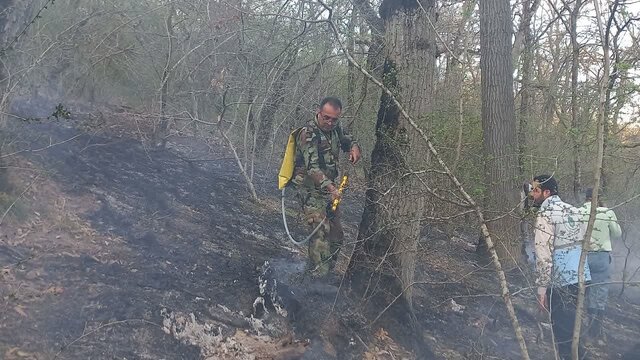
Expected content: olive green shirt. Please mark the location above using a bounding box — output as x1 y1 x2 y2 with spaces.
579 202 622 252
294 119 357 191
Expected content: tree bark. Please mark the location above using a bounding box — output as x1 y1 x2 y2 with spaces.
479 0 522 265
347 0 436 354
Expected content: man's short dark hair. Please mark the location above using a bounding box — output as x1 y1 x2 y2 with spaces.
533 174 558 195
319 96 342 110
585 188 593 200
584 188 604 206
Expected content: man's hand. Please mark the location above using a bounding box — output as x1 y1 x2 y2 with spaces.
326 184 340 202
349 145 361 165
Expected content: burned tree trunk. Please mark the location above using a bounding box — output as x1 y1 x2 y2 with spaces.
346 0 436 354
479 0 522 265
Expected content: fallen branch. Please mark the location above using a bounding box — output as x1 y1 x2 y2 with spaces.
0 173 41 225
54 319 161 359
1 134 83 159
620 142 640 148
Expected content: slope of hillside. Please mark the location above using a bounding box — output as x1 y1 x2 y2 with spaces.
1 111 638 359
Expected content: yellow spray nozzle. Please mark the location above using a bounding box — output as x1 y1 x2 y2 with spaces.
331 175 349 211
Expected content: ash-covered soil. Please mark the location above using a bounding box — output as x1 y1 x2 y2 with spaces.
1 111 639 360
0 118 313 359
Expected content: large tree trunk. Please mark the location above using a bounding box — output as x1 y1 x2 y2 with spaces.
479 0 521 265
346 0 436 355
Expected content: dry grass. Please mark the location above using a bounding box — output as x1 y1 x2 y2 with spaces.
363 328 414 360
49 198 97 240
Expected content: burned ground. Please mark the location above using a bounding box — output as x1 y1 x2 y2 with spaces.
0 113 639 359
0 119 301 359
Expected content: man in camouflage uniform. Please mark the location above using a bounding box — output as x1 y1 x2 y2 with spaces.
292 97 361 277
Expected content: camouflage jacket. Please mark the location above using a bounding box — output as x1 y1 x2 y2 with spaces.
533 195 590 294
293 119 357 191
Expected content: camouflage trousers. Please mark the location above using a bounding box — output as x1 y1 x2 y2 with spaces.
297 188 344 277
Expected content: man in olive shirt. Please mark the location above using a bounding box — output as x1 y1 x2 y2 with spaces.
580 188 622 340
292 97 361 277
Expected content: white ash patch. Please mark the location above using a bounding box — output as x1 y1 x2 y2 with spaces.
239 228 269 241
161 308 302 360
254 261 289 318
161 309 256 360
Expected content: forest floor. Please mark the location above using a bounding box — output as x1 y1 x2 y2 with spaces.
0 102 639 359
